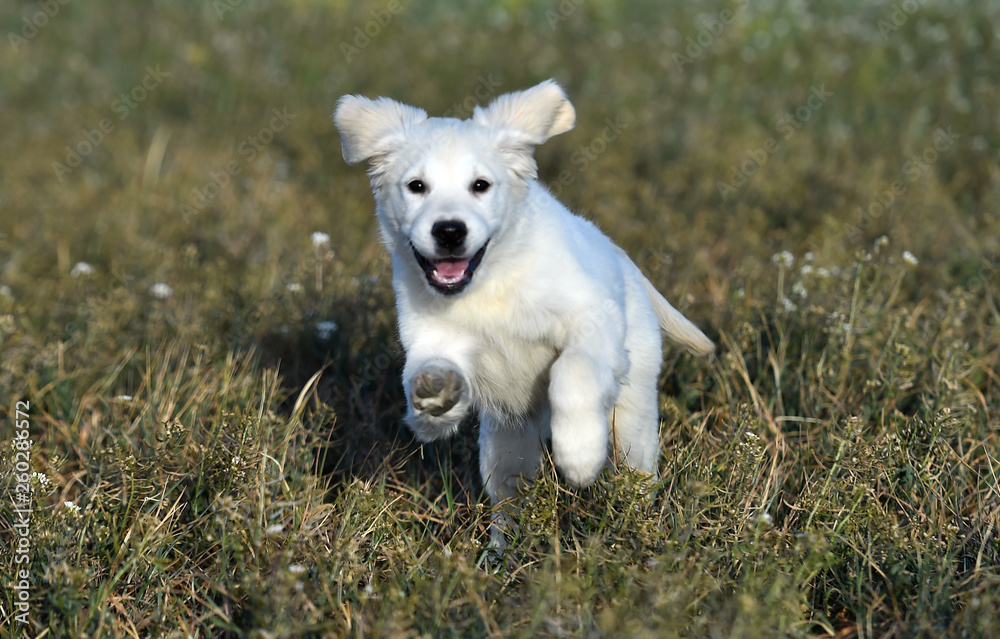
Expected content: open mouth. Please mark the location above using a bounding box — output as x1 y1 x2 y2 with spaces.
412 242 489 295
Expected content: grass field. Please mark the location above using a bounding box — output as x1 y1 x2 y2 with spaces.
2 0 999 636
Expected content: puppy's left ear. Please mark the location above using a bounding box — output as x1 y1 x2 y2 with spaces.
333 95 427 166
473 79 576 178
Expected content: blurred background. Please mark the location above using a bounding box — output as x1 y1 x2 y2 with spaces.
3 0 998 345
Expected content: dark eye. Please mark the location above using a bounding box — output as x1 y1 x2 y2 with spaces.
472 179 491 194
407 179 426 194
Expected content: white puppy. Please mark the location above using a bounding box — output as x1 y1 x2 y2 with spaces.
334 80 713 515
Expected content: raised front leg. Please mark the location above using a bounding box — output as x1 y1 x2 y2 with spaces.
401 328 475 442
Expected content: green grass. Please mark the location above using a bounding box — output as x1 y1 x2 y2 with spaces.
2 0 999 636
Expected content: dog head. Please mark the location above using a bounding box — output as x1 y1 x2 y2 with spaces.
333 80 575 296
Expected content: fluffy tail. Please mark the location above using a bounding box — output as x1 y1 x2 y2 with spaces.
640 277 715 356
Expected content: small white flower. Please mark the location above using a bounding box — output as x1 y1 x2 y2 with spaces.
902 251 919 266
364 583 375 597
311 231 330 248
231 456 242 466
816 267 831 278
792 281 808 299
316 320 338 339
31 472 49 486
758 512 773 525
64 501 81 513
288 564 306 574
116 394 133 402
875 235 889 248
286 282 303 293
265 523 284 536
804 251 815 262
70 262 94 278
0 285 11 298
800 264 813 276
781 297 798 312
772 250 794 268
149 282 174 299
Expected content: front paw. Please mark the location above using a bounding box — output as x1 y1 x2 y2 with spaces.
405 360 470 441
411 361 468 417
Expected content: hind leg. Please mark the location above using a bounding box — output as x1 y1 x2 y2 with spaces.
609 375 660 477
609 309 664 477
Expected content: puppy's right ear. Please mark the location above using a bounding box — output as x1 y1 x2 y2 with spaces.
333 95 427 165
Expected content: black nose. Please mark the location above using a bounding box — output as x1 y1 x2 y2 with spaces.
431 220 467 251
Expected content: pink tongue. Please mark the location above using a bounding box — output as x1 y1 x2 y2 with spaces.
433 259 469 284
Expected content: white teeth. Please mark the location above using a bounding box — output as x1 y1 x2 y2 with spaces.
433 270 466 285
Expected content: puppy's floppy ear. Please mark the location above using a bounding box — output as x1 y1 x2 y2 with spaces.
473 79 576 143
333 95 428 166
473 79 576 178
